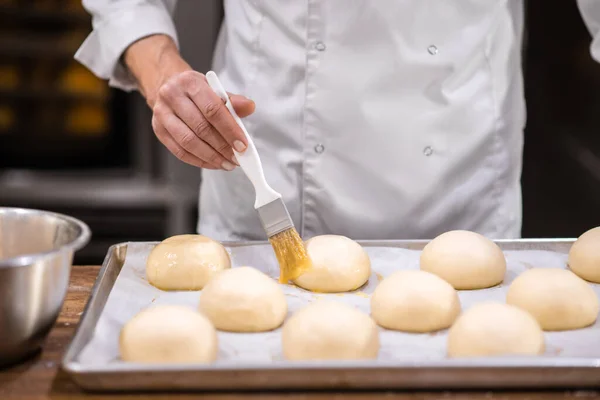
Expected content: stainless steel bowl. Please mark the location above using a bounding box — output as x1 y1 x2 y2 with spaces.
0 207 90 367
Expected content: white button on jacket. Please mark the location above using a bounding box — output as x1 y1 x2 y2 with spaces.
76 1 600 241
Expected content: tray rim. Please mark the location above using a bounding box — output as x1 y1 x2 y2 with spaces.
62 238 600 391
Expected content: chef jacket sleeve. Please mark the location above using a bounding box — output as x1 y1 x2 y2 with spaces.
74 0 179 91
578 0 600 63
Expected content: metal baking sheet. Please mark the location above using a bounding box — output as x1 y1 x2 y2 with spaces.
62 239 600 391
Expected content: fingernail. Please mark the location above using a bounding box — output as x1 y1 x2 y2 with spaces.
221 161 235 171
234 140 247 153
231 155 239 165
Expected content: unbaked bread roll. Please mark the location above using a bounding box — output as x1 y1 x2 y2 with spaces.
506 268 599 331
371 270 461 332
199 266 287 332
146 234 231 290
568 227 600 283
293 235 370 292
447 302 544 357
420 230 506 289
120 305 217 363
282 301 379 360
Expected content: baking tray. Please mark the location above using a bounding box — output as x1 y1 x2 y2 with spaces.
61 239 600 392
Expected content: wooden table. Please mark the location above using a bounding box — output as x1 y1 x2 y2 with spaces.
0 266 598 400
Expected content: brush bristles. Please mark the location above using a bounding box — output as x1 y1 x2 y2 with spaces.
269 228 312 283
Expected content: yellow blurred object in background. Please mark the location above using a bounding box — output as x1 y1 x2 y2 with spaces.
0 65 20 90
65 0 86 13
65 104 108 136
59 63 108 97
0 106 15 131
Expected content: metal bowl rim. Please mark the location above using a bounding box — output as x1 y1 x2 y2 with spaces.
0 207 91 269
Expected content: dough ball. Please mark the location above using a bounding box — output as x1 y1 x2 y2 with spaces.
282 301 379 360
199 267 287 332
569 227 600 283
420 230 506 289
506 268 599 331
146 234 231 290
447 302 544 357
371 270 461 332
120 305 217 363
293 235 371 292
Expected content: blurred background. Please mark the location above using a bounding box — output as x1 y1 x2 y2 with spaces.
0 1 599 265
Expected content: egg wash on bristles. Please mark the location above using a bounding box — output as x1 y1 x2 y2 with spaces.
269 227 312 283
203 73 312 284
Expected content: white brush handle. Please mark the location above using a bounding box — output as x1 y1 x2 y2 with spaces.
205 71 280 209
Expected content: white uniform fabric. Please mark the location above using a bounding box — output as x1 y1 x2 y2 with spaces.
76 1 600 241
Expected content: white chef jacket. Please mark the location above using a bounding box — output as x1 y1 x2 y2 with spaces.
76 1 600 241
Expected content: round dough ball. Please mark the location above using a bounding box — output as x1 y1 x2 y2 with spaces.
420 230 506 290
506 268 599 331
293 235 371 292
120 305 217 363
569 227 600 283
447 302 544 357
199 267 287 332
371 270 461 332
146 234 231 290
282 301 379 360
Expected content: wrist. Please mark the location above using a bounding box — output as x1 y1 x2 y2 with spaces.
124 34 192 107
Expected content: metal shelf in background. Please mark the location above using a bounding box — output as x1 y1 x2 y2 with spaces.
0 37 82 59
0 172 198 209
0 88 107 103
0 5 90 26
0 171 201 261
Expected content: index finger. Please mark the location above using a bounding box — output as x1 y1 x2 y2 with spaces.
185 76 248 153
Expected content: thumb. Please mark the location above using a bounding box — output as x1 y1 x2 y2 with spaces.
229 93 256 118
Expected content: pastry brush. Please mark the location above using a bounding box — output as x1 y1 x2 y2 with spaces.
206 71 312 283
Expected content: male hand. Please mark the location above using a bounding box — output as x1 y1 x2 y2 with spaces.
125 35 255 170
152 70 255 170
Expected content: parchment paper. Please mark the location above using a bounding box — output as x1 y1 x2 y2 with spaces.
77 242 600 365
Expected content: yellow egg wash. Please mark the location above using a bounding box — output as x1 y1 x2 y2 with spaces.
269 228 312 283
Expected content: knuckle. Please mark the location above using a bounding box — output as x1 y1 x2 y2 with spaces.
203 101 223 119
192 118 212 137
178 70 197 83
152 102 167 118
208 150 222 164
179 132 196 150
178 71 202 94
216 141 230 153
172 146 188 162
151 116 159 133
157 82 175 100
